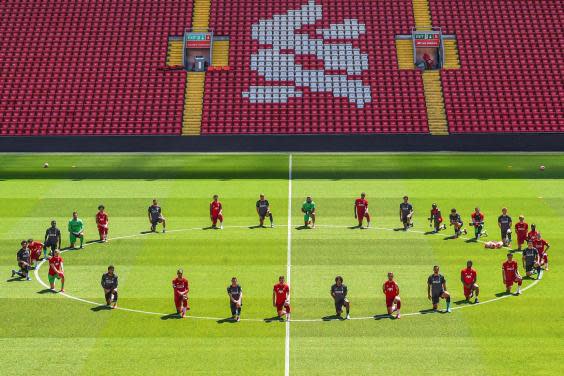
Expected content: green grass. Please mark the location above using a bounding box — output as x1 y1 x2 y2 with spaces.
1 153 563 375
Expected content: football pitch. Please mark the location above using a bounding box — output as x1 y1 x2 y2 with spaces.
1 153 563 376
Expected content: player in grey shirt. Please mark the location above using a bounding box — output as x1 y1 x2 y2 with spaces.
522 240 540 278
427 265 451 312
330 276 350 319
12 240 31 280
256 194 274 228
497 207 513 246
101 265 118 308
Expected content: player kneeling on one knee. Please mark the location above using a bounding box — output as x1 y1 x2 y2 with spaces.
273 276 291 321
301 196 316 229
148 199 166 233
256 194 274 228
522 240 541 279
172 269 189 317
449 208 466 238
12 240 32 281
502 253 522 295
68 211 85 249
383 272 401 319
101 265 118 309
331 275 350 319
48 250 65 292
429 203 445 233
227 277 243 322
399 196 414 230
461 260 479 304
428 265 451 312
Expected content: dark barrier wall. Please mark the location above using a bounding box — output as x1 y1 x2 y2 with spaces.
0 134 562 152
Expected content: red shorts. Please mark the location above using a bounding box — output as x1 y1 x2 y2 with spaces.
385 295 398 307
30 249 42 261
174 294 189 309
505 276 522 288
463 284 476 297
539 253 547 263
356 209 369 217
276 301 290 313
98 225 108 235
211 213 223 223
517 233 527 245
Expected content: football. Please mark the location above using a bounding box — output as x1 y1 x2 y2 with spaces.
540 165 545 170
43 162 49 168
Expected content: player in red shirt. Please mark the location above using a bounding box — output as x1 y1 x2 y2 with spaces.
460 260 479 303
273 275 291 321
210 194 224 229
172 269 190 318
96 205 109 242
533 234 550 271
382 272 401 319
502 253 522 295
354 192 371 228
527 223 539 242
471 207 486 240
514 215 528 251
27 238 44 267
48 249 65 292
428 203 446 233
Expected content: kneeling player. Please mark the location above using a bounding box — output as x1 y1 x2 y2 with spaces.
460 260 479 303
354 193 370 229
148 199 166 233
68 211 84 249
301 196 316 229
399 196 414 230
534 234 550 272
44 220 61 258
383 272 401 319
273 276 291 321
48 250 65 292
96 205 109 242
256 194 274 228
12 240 31 281
427 265 451 312
210 195 224 229
498 208 512 246
227 277 243 321
502 253 522 295
429 203 446 233
522 240 540 279
331 276 350 319
27 238 44 268
514 215 528 251
101 265 118 308
172 269 189 317
471 207 486 240
449 208 466 238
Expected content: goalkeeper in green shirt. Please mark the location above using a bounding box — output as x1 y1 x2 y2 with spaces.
301 196 316 229
68 211 85 249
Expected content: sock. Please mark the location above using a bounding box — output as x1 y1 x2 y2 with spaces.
80 237 84 247
105 291 112 303
43 248 47 258
16 270 24 277
61 278 65 289
269 213 273 224
446 297 451 310
113 291 118 302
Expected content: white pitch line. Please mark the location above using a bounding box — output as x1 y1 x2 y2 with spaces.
285 154 292 376
32 221 540 323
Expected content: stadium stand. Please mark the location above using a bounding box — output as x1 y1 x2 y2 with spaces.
0 0 192 135
430 0 563 133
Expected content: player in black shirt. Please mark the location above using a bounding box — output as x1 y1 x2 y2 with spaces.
497 207 512 246
148 199 166 233
522 240 540 278
12 240 31 280
256 194 274 228
330 276 350 319
427 265 451 312
399 196 414 230
449 208 467 238
44 220 61 258
227 277 243 321
101 265 119 308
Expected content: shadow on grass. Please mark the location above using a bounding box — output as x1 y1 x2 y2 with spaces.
393 227 406 232
263 316 284 323
140 230 154 234
465 238 478 243
419 308 439 315
202 226 219 231
248 225 265 229
454 299 471 306
495 291 511 297
216 317 238 324
295 225 312 230
373 313 394 321
443 235 458 240
85 240 102 245
91 305 112 312
161 313 182 320
322 315 344 321
37 288 55 294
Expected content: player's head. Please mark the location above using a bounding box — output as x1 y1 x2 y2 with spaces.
361 192 366 199
152 199 158 205
335 275 343 285
306 196 312 203
466 260 473 268
531 223 536 231
259 194 265 200
502 207 508 214
387 272 394 281
432 203 437 209
536 232 542 240
527 240 533 248
519 215 524 222
231 277 238 285
177 268 183 277
433 265 439 274
51 220 56 227
451 208 456 213
403 195 408 202
474 207 480 212
98 205 105 211
54 249 60 257
72 211 78 219
21 240 27 247
27 238 33 244
279 275 285 283
507 253 513 260
213 194 219 201
108 265 114 274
